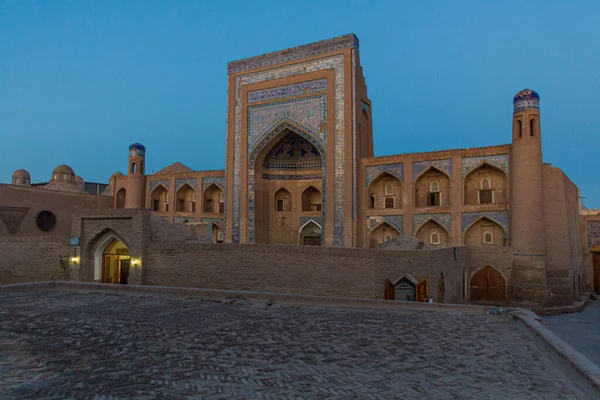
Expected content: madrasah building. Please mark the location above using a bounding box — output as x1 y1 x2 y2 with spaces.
1 34 599 307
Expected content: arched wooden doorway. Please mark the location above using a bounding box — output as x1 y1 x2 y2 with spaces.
99 238 131 284
300 220 322 246
470 265 506 301
592 243 600 294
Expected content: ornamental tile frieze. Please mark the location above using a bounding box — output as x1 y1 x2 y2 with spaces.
247 95 327 153
248 79 327 104
413 214 452 234
462 211 509 233
149 180 170 194
412 159 452 180
588 221 600 248
462 154 509 176
366 163 404 187
175 178 197 192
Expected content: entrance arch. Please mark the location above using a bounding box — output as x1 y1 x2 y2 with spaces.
591 242 600 294
470 265 506 301
93 234 131 284
299 220 322 246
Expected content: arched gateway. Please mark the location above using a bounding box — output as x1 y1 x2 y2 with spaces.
92 233 131 284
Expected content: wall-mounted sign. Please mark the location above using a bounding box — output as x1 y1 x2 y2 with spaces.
69 237 80 246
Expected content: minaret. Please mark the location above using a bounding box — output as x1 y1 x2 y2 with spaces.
124 143 146 209
509 89 547 303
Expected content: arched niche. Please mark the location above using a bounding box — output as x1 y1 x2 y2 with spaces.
464 217 505 246
393 275 417 302
415 219 449 247
90 231 131 284
302 186 322 212
115 188 126 209
470 265 507 301
415 166 450 208
203 183 224 214
251 125 324 245
464 163 507 206
367 172 402 210
176 183 196 213
274 187 292 211
299 220 322 246
369 221 400 248
150 185 169 212
212 223 224 243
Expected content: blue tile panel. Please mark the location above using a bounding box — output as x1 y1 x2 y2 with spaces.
366 163 404 187
412 159 452 180
201 218 225 233
462 211 509 234
175 178 197 192
513 89 540 112
462 154 509 176
248 79 327 104
367 215 403 234
149 180 170 194
202 177 225 192
588 221 600 248
262 174 321 180
247 95 327 153
413 214 452 235
231 54 346 246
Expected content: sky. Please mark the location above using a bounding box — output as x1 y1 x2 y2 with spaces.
1 1 599 207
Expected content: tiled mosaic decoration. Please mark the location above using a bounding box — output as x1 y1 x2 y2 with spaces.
412 159 452 180
352 50 357 221
262 173 321 180
248 95 327 153
513 89 540 112
588 221 600 248
202 177 225 192
248 79 327 104
462 211 509 233
366 163 404 187
367 215 403 234
462 154 509 177
228 34 358 74
413 214 452 235
263 132 322 170
175 178 197 192
149 180 170 194
232 54 345 246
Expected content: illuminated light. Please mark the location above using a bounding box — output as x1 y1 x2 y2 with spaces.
70 256 80 263
131 258 140 266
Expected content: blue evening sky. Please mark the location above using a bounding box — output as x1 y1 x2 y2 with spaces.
1 1 599 207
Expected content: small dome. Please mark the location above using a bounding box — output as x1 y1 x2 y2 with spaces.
129 143 146 157
51 164 75 183
12 169 31 185
111 171 124 178
513 89 540 112
75 175 84 185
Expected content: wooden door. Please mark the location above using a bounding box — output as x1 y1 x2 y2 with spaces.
437 273 445 303
470 265 506 301
416 278 429 302
593 253 600 294
384 279 395 300
303 236 321 246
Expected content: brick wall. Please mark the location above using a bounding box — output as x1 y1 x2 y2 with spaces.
0 236 71 284
143 242 465 302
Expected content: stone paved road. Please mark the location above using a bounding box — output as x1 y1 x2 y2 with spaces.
0 290 597 399
542 299 600 367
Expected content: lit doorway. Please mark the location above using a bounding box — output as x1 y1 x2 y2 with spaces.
101 239 131 284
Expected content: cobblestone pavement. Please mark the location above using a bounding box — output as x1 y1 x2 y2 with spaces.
542 299 600 367
0 290 597 399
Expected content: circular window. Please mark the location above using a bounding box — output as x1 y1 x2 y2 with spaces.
36 211 57 232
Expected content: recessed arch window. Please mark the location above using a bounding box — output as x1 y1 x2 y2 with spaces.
530 119 536 137
430 181 439 193
385 183 393 195
481 178 491 190
131 162 136 174
430 232 440 245
384 234 392 242
54 174 58 179
483 231 493 244
517 120 522 137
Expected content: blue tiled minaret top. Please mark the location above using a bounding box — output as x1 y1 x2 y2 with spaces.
513 89 540 112
129 143 146 157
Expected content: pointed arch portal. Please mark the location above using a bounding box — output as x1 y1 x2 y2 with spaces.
93 234 131 284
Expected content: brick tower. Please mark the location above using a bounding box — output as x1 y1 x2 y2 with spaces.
125 143 146 209
509 89 548 303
